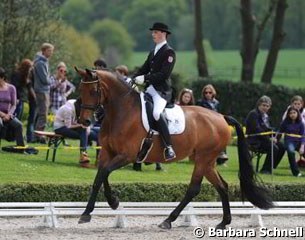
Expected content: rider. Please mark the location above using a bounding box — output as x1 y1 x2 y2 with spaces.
133 22 176 161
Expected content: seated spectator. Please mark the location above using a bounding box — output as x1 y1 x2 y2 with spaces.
10 59 33 120
0 67 25 149
197 84 228 165
278 106 303 177
282 95 305 165
176 88 195 106
282 95 305 123
245 95 285 174
49 62 75 114
53 98 98 168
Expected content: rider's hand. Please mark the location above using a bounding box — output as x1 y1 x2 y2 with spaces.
134 75 145 85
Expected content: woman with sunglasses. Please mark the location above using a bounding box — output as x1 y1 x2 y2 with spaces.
49 62 75 114
197 84 229 165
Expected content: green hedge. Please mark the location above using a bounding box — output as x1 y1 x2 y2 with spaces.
0 183 304 202
191 79 305 127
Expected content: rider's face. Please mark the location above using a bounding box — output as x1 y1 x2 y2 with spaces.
152 30 166 44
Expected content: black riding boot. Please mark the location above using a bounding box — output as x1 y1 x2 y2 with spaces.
156 113 176 161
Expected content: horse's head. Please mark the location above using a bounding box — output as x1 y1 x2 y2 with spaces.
75 67 104 126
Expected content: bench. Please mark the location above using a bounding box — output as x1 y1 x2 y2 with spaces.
34 131 65 162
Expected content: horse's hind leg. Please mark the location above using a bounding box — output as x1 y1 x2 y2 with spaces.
159 165 204 229
205 168 231 229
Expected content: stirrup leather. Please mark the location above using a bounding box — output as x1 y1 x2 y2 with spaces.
136 130 154 163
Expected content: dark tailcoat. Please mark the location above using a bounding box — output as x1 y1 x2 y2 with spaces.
135 43 176 99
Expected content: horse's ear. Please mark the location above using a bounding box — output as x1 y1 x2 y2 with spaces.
86 68 98 80
74 66 86 77
85 68 93 77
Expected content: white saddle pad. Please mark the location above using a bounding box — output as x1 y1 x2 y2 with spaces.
140 92 185 135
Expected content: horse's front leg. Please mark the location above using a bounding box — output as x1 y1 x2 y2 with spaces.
79 153 130 224
102 154 130 209
79 167 106 223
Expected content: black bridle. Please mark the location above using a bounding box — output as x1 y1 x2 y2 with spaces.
80 79 101 111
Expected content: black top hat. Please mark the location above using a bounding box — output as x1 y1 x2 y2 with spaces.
149 22 171 34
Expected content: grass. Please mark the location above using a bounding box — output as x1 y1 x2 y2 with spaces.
0 139 304 185
129 49 305 88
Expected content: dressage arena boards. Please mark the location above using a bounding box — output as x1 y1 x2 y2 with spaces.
0 202 305 240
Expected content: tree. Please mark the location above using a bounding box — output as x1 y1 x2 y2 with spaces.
55 25 101 70
122 0 187 51
194 0 209 78
261 0 288 83
89 19 134 66
0 0 63 74
60 0 93 32
240 0 276 82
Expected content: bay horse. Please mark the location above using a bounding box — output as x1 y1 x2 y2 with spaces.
76 68 273 229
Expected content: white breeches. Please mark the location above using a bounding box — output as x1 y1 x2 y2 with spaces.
146 85 167 121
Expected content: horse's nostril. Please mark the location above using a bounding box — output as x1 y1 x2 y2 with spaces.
84 119 91 127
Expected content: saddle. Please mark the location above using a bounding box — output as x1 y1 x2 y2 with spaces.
136 92 185 163
140 92 185 134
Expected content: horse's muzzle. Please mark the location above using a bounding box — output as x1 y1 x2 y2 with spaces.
83 119 91 127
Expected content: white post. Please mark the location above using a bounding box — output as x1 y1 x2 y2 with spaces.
43 205 53 228
113 206 127 228
49 202 58 228
181 206 198 227
249 212 264 227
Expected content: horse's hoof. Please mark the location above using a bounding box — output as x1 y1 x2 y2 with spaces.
215 223 226 230
109 196 119 210
78 214 91 224
158 220 172 229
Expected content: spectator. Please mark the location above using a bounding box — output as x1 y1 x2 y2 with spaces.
33 43 54 142
0 67 25 149
49 62 75 114
282 95 305 124
26 65 37 143
278 106 303 177
176 88 195 106
10 59 33 120
197 84 228 165
115 65 132 83
93 58 107 70
245 95 285 174
53 98 98 168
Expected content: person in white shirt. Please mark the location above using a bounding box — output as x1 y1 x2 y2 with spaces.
53 98 97 167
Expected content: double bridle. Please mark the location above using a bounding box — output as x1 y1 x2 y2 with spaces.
80 79 101 111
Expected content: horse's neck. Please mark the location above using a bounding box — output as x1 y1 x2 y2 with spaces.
104 83 140 119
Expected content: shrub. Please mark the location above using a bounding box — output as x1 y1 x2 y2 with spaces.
0 183 304 202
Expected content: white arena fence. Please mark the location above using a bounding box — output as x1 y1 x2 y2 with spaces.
1 201 305 228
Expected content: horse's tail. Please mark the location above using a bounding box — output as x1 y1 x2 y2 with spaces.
224 115 274 209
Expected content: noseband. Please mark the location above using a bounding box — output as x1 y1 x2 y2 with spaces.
80 79 101 110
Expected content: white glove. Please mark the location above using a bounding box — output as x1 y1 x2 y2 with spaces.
134 75 145 85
